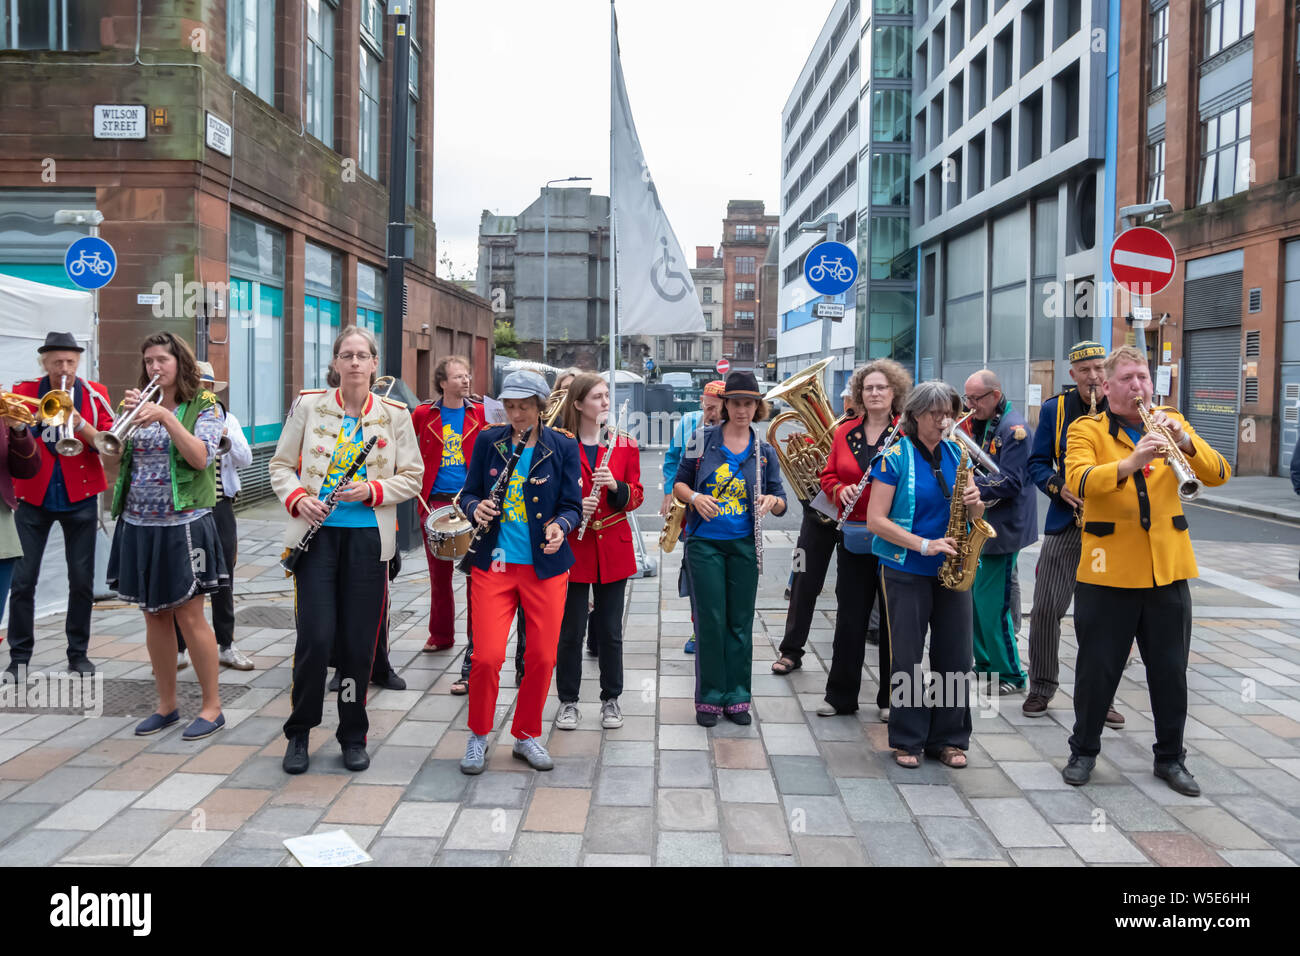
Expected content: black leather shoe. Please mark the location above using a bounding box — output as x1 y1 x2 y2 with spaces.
342 744 370 772
1062 754 1095 786
282 736 309 775
1154 760 1200 797
328 671 341 693
67 658 95 675
725 710 752 725
371 672 406 691
696 711 718 728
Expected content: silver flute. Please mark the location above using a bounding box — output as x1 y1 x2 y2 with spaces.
836 418 902 532
944 411 1002 476
577 400 629 541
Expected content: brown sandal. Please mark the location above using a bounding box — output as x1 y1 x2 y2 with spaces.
936 746 967 769
449 678 469 696
771 656 801 675
894 750 920 769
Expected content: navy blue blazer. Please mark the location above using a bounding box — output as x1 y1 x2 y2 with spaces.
673 424 787 538
968 402 1037 555
1028 386 1109 535
458 424 583 579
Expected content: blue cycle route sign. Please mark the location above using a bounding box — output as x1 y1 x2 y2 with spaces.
644 358 655 371
64 236 117 290
803 240 857 296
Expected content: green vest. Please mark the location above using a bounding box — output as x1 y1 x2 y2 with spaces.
111 390 219 518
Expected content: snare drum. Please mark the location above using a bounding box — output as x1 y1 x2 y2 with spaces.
424 505 474 561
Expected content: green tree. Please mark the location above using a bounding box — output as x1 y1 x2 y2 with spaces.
494 319 519 358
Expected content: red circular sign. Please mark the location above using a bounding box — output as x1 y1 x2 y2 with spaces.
1110 227 1176 297
715 358 730 375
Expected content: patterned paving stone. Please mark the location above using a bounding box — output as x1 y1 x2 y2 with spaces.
1056 824 1149 864
658 788 718 831
511 832 583 867
918 817 1003 861
61 809 184 865
720 803 792 856
131 829 230 867
658 750 714 789
657 831 724 866
899 784 970 817
718 768 779 804
583 806 654 855
36 788 141 830
855 821 938 867
970 797 1066 848
770 755 836 795
523 787 591 833
594 766 654 807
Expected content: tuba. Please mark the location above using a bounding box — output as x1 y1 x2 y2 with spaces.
542 388 568 427
764 358 842 524
938 446 998 591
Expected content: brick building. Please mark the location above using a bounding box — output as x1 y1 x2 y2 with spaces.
720 200 778 372
0 0 492 500
1117 0 1299 476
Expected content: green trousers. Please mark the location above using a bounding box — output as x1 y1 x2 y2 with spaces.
686 536 758 713
972 551 1027 689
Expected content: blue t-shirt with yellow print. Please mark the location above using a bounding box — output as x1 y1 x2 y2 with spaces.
496 446 535 564
430 404 467 494
321 415 378 528
691 438 753 541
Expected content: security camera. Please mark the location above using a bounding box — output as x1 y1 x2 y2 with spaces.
1118 200 1173 222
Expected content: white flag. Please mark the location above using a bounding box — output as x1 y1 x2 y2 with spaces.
610 11 705 337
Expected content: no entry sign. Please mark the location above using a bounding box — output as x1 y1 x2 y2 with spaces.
715 358 730 376
1110 227 1176 297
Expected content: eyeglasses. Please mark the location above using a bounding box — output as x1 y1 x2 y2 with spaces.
337 352 374 363
963 389 994 405
862 385 892 393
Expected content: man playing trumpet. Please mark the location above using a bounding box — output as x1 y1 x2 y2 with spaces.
5 332 114 680
1061 346 1230 795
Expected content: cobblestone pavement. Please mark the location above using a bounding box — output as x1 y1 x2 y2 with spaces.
1 507 1298 867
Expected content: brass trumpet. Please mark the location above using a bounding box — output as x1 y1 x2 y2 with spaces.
43 376 82 456
93 373 162 456
0 392 41 427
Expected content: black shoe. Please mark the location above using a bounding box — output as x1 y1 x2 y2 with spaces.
725 710 752 726
342 744 370 772
586 644 598 658
784 587 791 601
282 736 310 775
2 662 22 683
1154 760 1200 797
67 658 95 675
515 668 524 685
1062 754 1095 786
865 628 879 646
696 711 719 728
371 672 406 691
328 671 341 692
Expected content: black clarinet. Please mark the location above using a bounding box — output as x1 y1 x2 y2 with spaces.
457 426 533 575
280 436 378 575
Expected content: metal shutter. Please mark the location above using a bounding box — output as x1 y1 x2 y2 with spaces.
1183 272 1242 331
1182 326 1240 467
233 444 277 511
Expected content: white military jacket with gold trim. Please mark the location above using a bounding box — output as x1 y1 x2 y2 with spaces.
270 387 424 561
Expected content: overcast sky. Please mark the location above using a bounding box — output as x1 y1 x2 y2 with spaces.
432 0 834 279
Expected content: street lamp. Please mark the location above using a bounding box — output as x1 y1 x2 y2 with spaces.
542 175 591 360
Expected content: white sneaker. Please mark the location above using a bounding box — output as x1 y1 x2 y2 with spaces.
177 651 189 671
600 698 623 729
555 702 581 731
219 645 255 671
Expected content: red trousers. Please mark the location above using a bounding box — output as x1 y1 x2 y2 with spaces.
468 563 568 739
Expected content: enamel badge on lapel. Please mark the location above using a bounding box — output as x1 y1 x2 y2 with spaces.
529 476 549 485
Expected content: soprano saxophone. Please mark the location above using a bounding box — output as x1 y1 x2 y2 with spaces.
1135 399 1201 501
937 446 998 592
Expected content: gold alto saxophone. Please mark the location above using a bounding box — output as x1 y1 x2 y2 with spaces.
1135 399 1201 500
938 446 998 592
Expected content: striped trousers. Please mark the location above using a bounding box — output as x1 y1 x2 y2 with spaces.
1026 524 1081 699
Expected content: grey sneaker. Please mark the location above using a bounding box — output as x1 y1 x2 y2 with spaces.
511 735 554 770
600 698 624 729
555 701 581 731
459 733 489 775
219 645 255 671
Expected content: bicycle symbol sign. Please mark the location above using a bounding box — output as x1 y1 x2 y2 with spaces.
64 236 117 290
803 240 857 296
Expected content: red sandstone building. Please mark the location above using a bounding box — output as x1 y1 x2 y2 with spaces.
0 1 491 501
1116 0 1299 475
719 200 778 374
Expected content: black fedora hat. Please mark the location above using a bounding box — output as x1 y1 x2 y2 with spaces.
721 370 762 399
37 332 85 354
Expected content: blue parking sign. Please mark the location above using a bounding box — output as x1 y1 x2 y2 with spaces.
803 241 857 296
64 236 117 290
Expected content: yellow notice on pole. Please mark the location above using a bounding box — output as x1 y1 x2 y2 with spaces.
1162 342 1172 362
398 24 406 35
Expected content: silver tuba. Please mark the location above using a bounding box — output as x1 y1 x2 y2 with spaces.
93 374 162 456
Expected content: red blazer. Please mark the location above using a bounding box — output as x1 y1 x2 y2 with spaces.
819 415 896 523
11 376 114 507
411 398 486 501
567 431 644 584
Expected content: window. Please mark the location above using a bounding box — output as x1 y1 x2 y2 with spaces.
735 224 757 239
361 0 384 47
766 225 777 236
969 51 987 119
991 111 1012 182
657 338 666 361
735 283 755 301
1150 5 1169 89
1020 90 1043 167
703 339 713 361
306 0 336 145
967 133 985 197
1021 0 1045 75
870 216 913 280
359 44 381 179
228 212 285 444
356 261 385 365
0 0 97 50
872 89 911 143
406 1 421 208
1147 140 1166 203
872 152 911 205
703 311 713 329
872 25 912 79
1050 62 1079 150
1052 0 1081 49
407 99 417 207
227 0 276 103
738 342 755 361
736 311 755 324
736 256 756 275
1203 0 1255 59
949 76 964 135
992 24 1014 98
1198 101 1251 203
702 287 713 304
304 243 343 390
675 339 693 361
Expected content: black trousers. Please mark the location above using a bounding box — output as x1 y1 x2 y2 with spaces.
880 566 973 755
556 578 627 702
776 508 838 663
176 497 237 651
8 499 97 664
826 545 890 712
1069 579 1191 762
285 526 387 747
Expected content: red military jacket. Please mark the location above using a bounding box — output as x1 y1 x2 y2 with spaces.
11 376 115 506
411 398 487 502
567 429 644 584
819 414 898 523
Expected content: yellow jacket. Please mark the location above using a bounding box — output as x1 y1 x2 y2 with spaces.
1064 408 1230 587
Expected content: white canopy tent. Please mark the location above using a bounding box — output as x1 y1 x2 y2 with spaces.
0 272 109 628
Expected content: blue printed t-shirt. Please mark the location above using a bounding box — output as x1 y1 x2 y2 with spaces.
692 438 753 541
871 441 958 576
496 446 535 565
321 415 377 528
430 405 467 494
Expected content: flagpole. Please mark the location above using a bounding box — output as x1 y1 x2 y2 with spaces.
609 0 618 405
